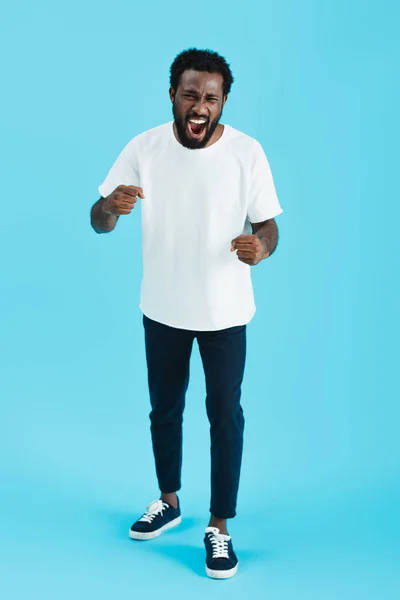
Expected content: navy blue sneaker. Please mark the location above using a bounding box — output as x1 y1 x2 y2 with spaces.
129 498 181 541
204 527 239 579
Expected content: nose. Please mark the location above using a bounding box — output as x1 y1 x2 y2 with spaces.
192 96 209 115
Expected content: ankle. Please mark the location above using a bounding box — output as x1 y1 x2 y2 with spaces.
160 492 178 508
209 515 228 535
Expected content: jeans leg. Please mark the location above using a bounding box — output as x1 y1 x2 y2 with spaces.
197 325 247 519
143 315 195 494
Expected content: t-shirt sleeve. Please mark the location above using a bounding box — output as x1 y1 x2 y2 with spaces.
246 141 283 223
98 137 140 198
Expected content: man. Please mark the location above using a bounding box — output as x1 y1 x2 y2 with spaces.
90 48 282 580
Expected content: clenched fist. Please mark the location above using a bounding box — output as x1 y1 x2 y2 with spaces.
103 185 145 216
231 234 269 266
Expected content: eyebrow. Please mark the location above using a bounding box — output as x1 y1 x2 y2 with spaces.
182 88 220 98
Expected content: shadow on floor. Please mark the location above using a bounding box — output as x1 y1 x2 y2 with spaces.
134 540 274 577
140 542 207 577
95 506 275 576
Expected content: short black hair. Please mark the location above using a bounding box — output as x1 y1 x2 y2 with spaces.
170 48 234 97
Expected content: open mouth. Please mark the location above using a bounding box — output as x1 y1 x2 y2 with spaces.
187 118 208 139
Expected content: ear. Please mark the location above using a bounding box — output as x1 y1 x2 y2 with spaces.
222 94 228 107
169 87 176 103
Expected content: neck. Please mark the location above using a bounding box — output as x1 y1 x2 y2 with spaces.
206 123 224 147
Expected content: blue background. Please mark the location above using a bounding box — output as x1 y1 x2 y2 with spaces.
1 1 399 598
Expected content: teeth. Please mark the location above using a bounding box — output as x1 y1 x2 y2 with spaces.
189 119 207 124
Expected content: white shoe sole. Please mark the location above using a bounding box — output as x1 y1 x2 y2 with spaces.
206 563 239 579
128 516 182 541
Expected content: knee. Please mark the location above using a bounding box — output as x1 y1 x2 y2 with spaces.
206 393 244 427
150 400 185 426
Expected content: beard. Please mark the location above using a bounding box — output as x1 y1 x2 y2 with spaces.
172 101 223 150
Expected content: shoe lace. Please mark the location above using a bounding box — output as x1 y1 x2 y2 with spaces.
139 500 169 524
209 531 230 559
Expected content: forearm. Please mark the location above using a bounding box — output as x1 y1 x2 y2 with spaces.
252 219 279 257
90 197 118 234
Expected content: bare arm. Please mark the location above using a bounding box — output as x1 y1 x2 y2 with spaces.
231 218 280 266
251 218 279 258
90 197 119 234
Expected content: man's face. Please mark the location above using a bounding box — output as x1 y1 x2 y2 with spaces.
170 70 227 149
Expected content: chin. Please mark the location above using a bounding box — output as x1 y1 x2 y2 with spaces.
182 138 208 150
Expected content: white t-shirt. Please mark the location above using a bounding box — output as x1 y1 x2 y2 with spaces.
98 121 282 331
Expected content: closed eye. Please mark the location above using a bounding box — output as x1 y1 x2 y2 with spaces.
183 94 219 103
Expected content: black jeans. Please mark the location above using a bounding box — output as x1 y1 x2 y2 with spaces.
143 314 247 519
